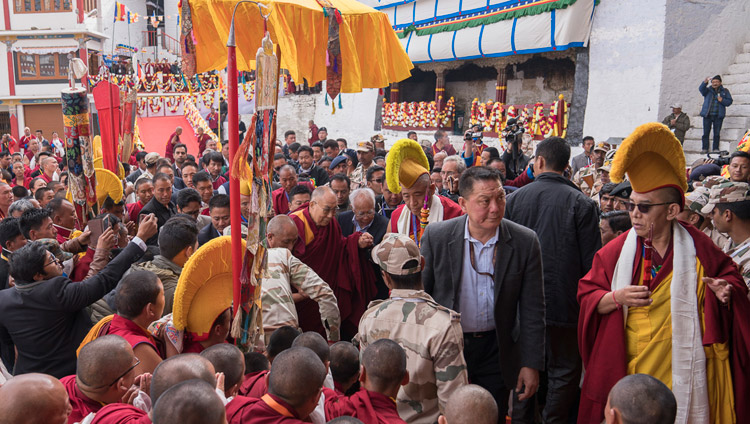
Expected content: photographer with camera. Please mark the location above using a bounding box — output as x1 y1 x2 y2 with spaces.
460 125 486 168
501 118 531 180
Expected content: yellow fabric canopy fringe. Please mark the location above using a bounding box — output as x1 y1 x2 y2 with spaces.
186 0 413 93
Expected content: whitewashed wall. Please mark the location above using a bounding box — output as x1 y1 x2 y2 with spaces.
583 0 668 140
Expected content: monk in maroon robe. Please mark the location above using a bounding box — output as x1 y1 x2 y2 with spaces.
289 187 375 338
90 404 150 423
238 370 269 398
325 339 409 424
228 347 327 424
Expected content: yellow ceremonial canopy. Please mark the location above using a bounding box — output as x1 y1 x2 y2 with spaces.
186 0 414 93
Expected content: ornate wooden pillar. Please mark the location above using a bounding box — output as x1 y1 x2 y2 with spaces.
435 70 445 111
389 82 400 103
495 66 508 104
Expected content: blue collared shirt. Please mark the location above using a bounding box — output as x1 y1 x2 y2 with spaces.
352 214 373 233
458 219 498 332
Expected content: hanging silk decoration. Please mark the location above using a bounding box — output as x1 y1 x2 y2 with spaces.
61 88 97 224
230 31 278 351
180 0 197 78
120 88 137 164
92 81 121 174
316 0 343 112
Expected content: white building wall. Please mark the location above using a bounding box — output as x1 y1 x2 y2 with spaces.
99 0 147 57
8 9 78 31
583 0 668 140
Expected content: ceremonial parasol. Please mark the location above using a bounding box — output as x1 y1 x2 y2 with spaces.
183 0 413 94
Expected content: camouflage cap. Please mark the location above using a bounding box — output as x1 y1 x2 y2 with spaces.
371 233 422 276
701 181 750 214
36 238 74 263
593 142 611 153
692 175 727 190
684 187 710 217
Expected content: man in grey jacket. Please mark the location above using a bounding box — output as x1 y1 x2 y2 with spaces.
661 103 691 144
570 136 595 176
421 166 545 422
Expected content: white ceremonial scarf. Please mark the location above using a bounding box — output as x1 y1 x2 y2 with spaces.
395 194 444 235
612 222 709 424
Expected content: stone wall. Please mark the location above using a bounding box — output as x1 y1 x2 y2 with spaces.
659 0 750 120
583 0 668 141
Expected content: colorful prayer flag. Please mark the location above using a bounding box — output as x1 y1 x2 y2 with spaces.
113 2 129 22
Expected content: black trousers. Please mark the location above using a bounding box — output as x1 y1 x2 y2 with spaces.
463 331 531 423
512 325 581 424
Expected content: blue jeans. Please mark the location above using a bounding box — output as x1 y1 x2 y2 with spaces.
702 115 723 151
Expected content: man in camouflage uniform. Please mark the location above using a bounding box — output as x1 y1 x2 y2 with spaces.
702 181 750 288
573 142 611 198
262 215 341 343
693 176 732 251
349 141 376 189
358 233 468 424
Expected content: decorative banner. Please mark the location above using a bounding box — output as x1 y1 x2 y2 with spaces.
382 97 454 129
92 81 122 174
120 89 137 162
61 88 97 224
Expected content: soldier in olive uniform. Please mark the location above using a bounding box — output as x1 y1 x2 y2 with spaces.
358 233 468 424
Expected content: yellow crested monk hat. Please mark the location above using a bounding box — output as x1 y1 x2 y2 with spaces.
610 122 688 200
173 236 245 341
65 168 124 206
386 138 430 194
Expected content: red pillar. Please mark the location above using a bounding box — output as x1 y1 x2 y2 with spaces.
389 82 399 103
495 66 507 104
4 0 14 97
76 0 84 23
435 70 445 112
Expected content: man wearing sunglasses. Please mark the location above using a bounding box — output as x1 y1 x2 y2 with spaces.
0 215 157 378
578 123 750 424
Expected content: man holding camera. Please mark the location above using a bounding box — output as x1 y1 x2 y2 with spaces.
501 119 531 180
460 125 486 168
699 75 733 153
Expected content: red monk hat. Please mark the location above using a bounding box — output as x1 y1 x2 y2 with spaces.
610 122 688 195
386 138 430 194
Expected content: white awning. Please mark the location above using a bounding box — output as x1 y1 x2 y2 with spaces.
365 0 597 64
11 45 79 55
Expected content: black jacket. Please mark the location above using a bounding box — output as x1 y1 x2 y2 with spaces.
198 222 221 246
0 242 145 377
298 165 329 186
338 211 390 299
501 150 530 180
139 198 177 245
422 216 546 387
504 172 601 327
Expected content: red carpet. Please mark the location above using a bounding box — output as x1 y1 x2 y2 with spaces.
137 116 200 158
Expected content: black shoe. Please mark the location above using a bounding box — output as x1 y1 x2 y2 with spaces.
700 149 708 154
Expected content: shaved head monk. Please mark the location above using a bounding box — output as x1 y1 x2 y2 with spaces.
438 385 499 424
604 374 676 424
325 339 409 423
0 373 72 424
330 342 361 396
292 332 335 423
289 186 375 340
91 354 216 424
152 380 226 424
201 344 246 398
239 325 300 398
64 335 141 423
226 347 327 423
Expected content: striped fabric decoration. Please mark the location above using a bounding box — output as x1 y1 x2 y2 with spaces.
114 2 128 22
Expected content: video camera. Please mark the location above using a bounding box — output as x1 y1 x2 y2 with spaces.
707 150 732 167
503 118 525 145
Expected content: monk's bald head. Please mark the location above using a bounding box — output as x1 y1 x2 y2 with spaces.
268 347 326 408
152 380 225 424
77 335 135 390
361 339 407 393
150 354 216 404
292 331 330 364
330 341 360 384
310 187 337 226
200 344 245 392
327 418 365 424
311 186 335 204
607 374 676 424
0 374 71 424
441 384 498 424
267 325 301 362
267 215 297 237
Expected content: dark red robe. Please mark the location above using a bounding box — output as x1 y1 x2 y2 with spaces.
225 394 306 423
71 247 95 282
55 225 74 245
61 375 104 424
290 206 375 338
388 195 463 234
238 370 269 398
272 187 291 216
577 222 750 424
325 390 406 424
126 201 145 221
107 314 161 356
90 404 150 423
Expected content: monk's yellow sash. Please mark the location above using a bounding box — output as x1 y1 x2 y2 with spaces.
625 259 735 423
